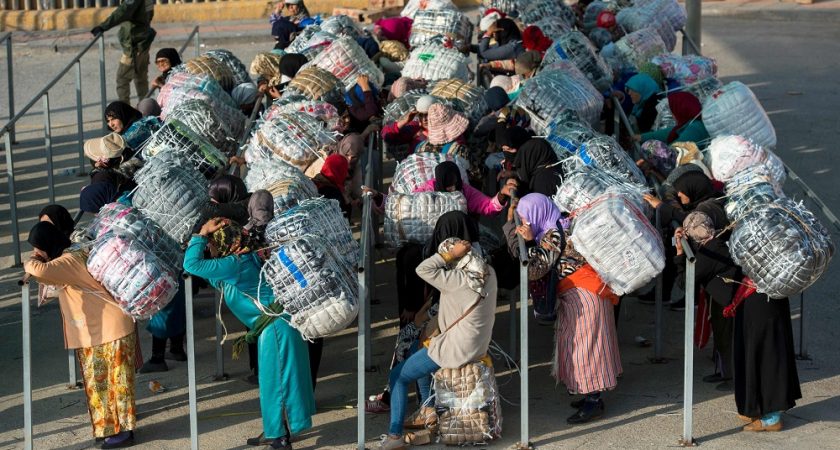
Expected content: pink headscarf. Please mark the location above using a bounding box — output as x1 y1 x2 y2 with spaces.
374 17 413 47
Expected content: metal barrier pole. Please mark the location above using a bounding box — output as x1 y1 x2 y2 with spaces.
652 208 666 363
214 290 228 380
683 0 702 57
512 209 530 449
5 35 15 144
4 132 21 266
680 30 702 57
611 97 643 161
75 61 86 173
676 228 696 446
612 101 620 141
363 135 375 371
357 192 372 450
194 28 200 59
99 35 107 132
797 292 808 360
20 279 33 450
43 93 55 204
784 164 840 232
184 275 200 450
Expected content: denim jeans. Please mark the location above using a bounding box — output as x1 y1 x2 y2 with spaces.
388 348 440 435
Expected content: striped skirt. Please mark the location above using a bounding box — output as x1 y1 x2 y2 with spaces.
551 288 622 395
77 332 137 438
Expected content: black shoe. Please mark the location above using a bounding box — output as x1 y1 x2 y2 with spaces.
166 351 188 362
702 373 727 383
100 431 134 449
669 299 686 311
138 360 168 373
716 380 733 392
247 433 271 446
264 436 292 450
566 400 604 424
570 397 585 409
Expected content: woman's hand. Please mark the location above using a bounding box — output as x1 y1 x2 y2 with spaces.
632 134 642 142
516 222 534 241
151 76 165 89
674 227 685 256
199 218 226 237
229 155 246 166
643 193 662 209
274 1 284 16
450 240 472 259
499 178 518 198
357 74 371 92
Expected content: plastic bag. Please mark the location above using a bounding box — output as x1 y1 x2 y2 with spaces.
204 49 252 85
264 177 320 216
401 0 457 19
702 81 777 149
164 99 237 155
143 118 228 178
514 64 604 131
320 14 362 38
246 111 336 171
433 361 503 446
282 66 345 106
519 0 576 30
614 28 667 70
651 53 717 87
301 36 385 91
401 43 470 82
409 9 473 49
390 152 470 195
542 31 613 92
184 55 236 92
384 192 468 246
430 79 487 123
706 135 767 183
554 168 647 214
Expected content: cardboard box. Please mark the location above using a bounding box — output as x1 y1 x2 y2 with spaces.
369 0 405 8
332 6 402 23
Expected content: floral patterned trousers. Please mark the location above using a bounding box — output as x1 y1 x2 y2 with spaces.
77 332 137 438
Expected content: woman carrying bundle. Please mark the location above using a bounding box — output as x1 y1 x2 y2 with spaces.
378 238 498 450
478 18 525 68
513 138 562 196
639 91 710 146
104 100 159 151
623 73 662 134
151 48 182 90
412 161 516 217
25 222 138 449
184 218 315 450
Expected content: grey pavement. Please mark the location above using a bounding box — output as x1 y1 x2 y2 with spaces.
1 11 840 450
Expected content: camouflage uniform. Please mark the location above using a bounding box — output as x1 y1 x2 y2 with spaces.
97 0 156 103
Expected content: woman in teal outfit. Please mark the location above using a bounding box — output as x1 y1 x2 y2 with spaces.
640 91 710 147
184 218 315 450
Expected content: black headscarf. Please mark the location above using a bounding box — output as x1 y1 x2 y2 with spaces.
495 126 532 150
105 101 143 131
423 211 480 258
80 181 118 214
515 138 558 182
672 171 717 210
279 53 309 79
209 175 248 204
39 205 75 238
155 48 182 68
434 161 463 192
28 221 72 260
494 18 522 46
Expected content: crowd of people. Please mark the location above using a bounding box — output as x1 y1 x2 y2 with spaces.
23 0 811 449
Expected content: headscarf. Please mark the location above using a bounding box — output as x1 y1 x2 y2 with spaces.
27 221 72 260
424 210 479 258
155 48 182 68
515 51 542 76
210 220 254 258
672 171 716 209
231 83 259 106
79 181 118 214
105 101 143 131
437 237 490 297
338 133 365 163
320 154 349 194
279 53 308 79
286 0 311 23
493 18 521 46
208 175 248 204
495 126 531 150
137 98 161 117
374 16 413 47
683 210 715 246
522 26 553 54
515 138 558 182
39 205 75 238
516 193 562 242
625 73 661 116
433 161 463 192
484 86 510 112
245 190 274 231
667 92 703 143
388 77 426 101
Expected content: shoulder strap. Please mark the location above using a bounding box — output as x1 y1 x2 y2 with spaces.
441 297 481 334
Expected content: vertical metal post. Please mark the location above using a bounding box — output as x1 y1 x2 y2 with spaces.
680 243 696 446
4 132 21 266
363 136 375 371
6 36 15 144
194 28 200 59
184 276 200 450
214 290 228 380
21 281 33 450
67 349 79 388
43 94 55 204
797 292 808 359
75 60 86 173
513 210 530 449
99 35 107 132
653 210 665 362
357 194 371 450
683 0 701 56
508 295 517 359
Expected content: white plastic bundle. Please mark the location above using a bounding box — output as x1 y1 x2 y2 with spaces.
582 1 613 32
384 192 468 246
409 9 472 48
519 0 576 30
263 234 359 339
433 361 503 446
542 31 613 92
320 15 361 38
614 28 667 70
683 77 724 104
530 16 572 40
571 194 665 295
729 197 834 299
554 168 647 214
430 79 487 123
247 111 336 171
267 97 342 132
724 182 780 222
515 64 604 130
702 81 777 149
133 154 209 244
86 234 179 320
707 135 767 182
634 0 687 31
244 154 314 193
159 87 246 139
143 118 228 178
481 0 519 15
204 49 251 85
87 202 184 273
390 152 470 194
725 148 787 194
184 55 237 92
401 43 470 82
264 177 320 216
157 72 235 109
285 26 337 55
302 36 385 91
652 97 676 130
651 54 717 86
564 135 647 185
401 0 457 19
616 8 677 51
544 114 598 157
164 99 236 154
383 90 428 124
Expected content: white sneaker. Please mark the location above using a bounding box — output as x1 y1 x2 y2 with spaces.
377 434 407 450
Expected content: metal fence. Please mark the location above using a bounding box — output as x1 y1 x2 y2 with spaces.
2 0 248 10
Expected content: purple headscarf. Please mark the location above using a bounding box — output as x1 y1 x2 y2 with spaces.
516 193 561 242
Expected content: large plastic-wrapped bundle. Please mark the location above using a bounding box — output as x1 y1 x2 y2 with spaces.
302 37 385 91
409 9 472 48
634 0 687 30
481 0 519 15
390 152 470 194
520 0 576 29
264 198 359 275
143 119 227 177
563 135 647 185
683 77 724 104
651 54 717 86
531 16 572 40
542 31 613 92
401 43 470 82
157 72 236 109
164 99 236 155
184 55 236 92
652 97 676 130
158 86 246 138
87 234 179 320
87 202 184 272
434 361 503 446
267 97 342 132
430 79 487 123
204 49 251 85
728 148 786 192
543 113 597 157
133 154 209 244
244 154 315 193
265 177 319 216
616 8 676 51
729 198 833 299
515 65 604 132
571 194 665 295
263 234 358 339
282 66 345 106
554 168 646 214
583 1 614 32
384 192 468 245
401 0 457 19
383 90 428 124
614 28 667 70
724 182 780 222
249 52 283 80
321 15 361 38
706 135 767 182
702 82 777 149
247 111 336 171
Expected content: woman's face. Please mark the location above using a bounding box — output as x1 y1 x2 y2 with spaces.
418 113 428 129
39 215 53 225
33 247 49 261
155 57 172 73
502 145 515 153
107 116 124 133
287 3 300 15
627 88 642 104
677 191 690 205
445 184 457 192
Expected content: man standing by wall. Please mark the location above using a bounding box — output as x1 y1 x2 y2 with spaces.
91 0 156 104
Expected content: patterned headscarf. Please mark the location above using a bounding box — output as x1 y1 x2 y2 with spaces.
210 220 254 257
683 211 715 246
437 237 490 297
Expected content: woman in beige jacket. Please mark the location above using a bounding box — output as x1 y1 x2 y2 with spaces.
24 222 138 449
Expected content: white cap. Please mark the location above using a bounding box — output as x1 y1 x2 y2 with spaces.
286 0 301 4
479 12 501 32
415 95 436 113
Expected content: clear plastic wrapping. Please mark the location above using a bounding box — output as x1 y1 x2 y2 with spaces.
614 27 667 70
554 168 647 214
729 197 834 299
723 182 781 223
409 9 473 48
583 1 614 33
514 64 604 130
389 152 470 195
433 361 503 446
633 0 687 30
384 192 468 246
571 194 665 295
264 177 320 216
158 78 246 139
429 79 487 123
383 90 428 125
320 15 362 38
244 154 315 194
142 118 228 178
519 0 576 30
157 72 235 109
301 36 385 91
249 52 284 80
542 31 613 92
204 49 252 85
567 135 647 185
651 54 717 87
616 8 677 51
164 99 236 155
530 16 572 40
401 43 470 82
246 111 336 171
702 81 777 149
184 55 237 92
707 135 767 183
282 66 345 106
263 234 359 340
285 26 337 55
266 97 342 132
652 97 676 130
481 0 520 15
86 233 179 320
683 76 724 104
400 0 457 19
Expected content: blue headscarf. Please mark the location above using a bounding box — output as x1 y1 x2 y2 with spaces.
625 73 661 116
344 83 379 107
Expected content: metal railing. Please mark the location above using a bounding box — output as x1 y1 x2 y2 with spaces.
2 0 254 9
1 33 14 144
674 228 697 446
512 198 531 450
